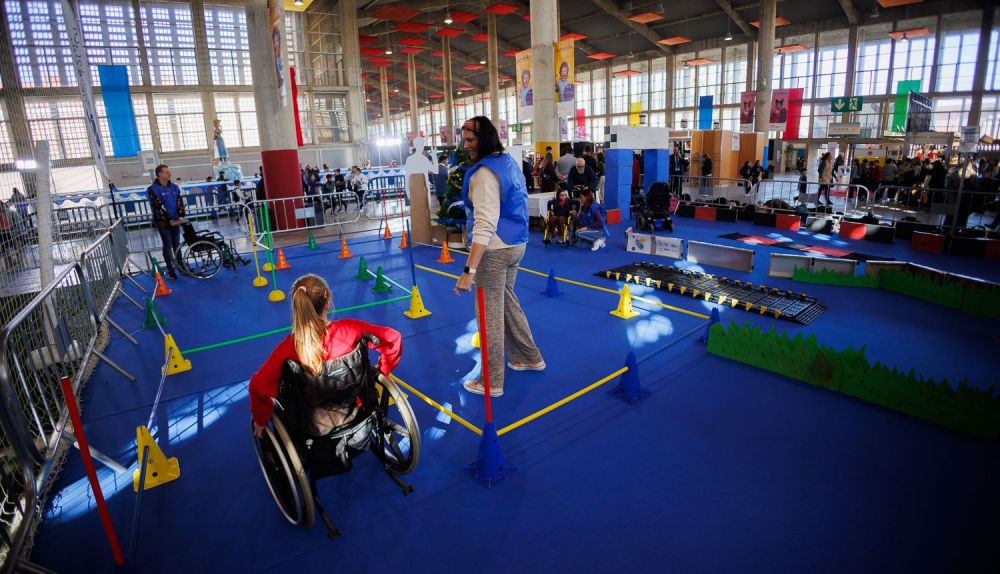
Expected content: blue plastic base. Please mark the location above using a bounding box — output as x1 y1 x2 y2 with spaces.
464 422 515 488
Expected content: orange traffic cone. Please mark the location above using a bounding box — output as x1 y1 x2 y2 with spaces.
437 242 455 263
154 272 172 297
382 224 393 240
398 230 409 249
275 248 291 270
338 238 352 259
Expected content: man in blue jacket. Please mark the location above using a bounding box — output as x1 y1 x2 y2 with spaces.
147 164 186 279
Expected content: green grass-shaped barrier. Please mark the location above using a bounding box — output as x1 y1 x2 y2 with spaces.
791 266 1000 320
707 321 1000 441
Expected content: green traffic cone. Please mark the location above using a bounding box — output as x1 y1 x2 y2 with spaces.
307 232 318 250
356 256 370 280
149 257 162 278
372 266 392 294
144 297 164 329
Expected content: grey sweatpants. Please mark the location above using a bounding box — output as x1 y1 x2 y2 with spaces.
473 243 543 390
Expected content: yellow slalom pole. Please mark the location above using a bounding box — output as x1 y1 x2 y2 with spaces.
246 212 267 287
496 366 629 436
390 375 482 436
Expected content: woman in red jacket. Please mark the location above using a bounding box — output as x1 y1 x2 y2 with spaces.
250 274 402 437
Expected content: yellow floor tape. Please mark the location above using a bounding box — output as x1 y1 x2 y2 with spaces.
390 374 482 436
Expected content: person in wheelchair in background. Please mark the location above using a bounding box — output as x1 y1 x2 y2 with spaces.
543 189 577 246
565 158 599 199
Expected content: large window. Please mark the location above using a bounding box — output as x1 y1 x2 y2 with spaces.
141 2 198 86
987 26 1000 91
303 7 343 86
214 94 258 148
936 11 982 92
312 93 349 144
590 68 606 118
673 54 696 109
205 4 251 85
777 35 814 97
629 60 650 112
892 19 936 93
855 24 893 96
6 0 74 88
95 95 154 155
0 102 15 165
284 12 304 83
610 70 629 114
696 50 722 103
151 93 206 152
649 58 668 110
80 0 143 86
815 31 849 99
722 44 748 105
25 98 92 161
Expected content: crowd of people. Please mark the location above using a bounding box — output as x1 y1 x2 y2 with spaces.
522 143 605 198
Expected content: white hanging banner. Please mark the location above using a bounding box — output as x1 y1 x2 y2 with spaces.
60 0 108 179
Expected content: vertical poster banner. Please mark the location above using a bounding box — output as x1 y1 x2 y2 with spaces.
782 88 805 140
498 119 509 141
892 80 921 134
516 49 533 121
698 95 714 129
438 124 450 146
290 67 304 146
554 38 575 116
97 65 140 158
268 0 288 108
769 89 789 131
60 0 107 177
575 108 588 139
629 102 643 126
739 91 756 132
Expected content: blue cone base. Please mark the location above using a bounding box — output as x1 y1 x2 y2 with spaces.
464 422 513 487
543 269 561 297
612 350 646 402
701 308 721 345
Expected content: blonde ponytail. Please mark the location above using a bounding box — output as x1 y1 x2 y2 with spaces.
290 274 331 376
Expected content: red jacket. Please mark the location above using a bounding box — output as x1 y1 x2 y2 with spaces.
249 319 402 426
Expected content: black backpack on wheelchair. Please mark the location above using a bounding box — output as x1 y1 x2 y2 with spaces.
253 338 420 538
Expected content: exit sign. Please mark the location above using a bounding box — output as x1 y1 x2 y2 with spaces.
831 96 864 113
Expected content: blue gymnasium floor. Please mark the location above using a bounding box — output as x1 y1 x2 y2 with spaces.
30 216 999 573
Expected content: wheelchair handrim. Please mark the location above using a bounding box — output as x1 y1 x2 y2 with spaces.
253 419 316 528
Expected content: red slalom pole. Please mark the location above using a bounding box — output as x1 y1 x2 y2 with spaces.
475 287 493 424
58 376 125 566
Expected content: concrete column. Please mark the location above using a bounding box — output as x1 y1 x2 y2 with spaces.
604 67 612 125
928 15 944 94
753 0 775 134
842 25 858 123
246 0 301 228
407 54 419 138
379 66 391 134
966 8 996 128
745 40 756 93
191 0 216 154
487 13 501 126
442 37 455 145
530 0 558 155
879 24 897 138
664 54 674 124
339 0 367 162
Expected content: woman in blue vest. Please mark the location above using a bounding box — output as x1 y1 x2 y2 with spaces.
147 164 186 279
453 116 545 397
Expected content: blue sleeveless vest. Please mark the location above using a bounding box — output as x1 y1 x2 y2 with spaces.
460 153 529 245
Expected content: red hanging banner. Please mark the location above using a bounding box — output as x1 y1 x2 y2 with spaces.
290 67 304 146
783 87 805 141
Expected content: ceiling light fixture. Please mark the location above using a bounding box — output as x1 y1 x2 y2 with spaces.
480 58 487 65
385 46 393 55
899 32 908 43
294 0 303 6
724 17 733 41
444 9 453 25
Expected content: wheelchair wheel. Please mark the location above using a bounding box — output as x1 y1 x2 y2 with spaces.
180 240 223 279
253 416 316 528
373 375 420 475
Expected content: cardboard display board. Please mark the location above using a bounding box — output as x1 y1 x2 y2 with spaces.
408 174 432 244
768 253 812 278
811 257 857 275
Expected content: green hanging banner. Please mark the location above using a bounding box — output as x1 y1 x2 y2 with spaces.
891 80 921 134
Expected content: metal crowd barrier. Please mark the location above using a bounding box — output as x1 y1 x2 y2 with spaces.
867 184 999 233
670 176 755 205
239 190 377 239
0 219 137 572
754 180 873 214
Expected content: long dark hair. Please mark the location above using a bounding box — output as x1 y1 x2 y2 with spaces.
463 116 503 161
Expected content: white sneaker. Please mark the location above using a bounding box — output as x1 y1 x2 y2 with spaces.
591 237 606 251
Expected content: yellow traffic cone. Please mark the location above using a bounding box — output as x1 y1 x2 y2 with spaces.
610 285 640 319
471 331 480 348
403 285 432 319
164 333 192 375
133 425 180 492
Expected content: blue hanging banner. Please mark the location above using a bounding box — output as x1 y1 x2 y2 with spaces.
698 96 714 130
98 65 140 158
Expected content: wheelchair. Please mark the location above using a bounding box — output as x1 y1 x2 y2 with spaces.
253 339 420 538
177 222 249 279
542 197 580 247
634 182 678 233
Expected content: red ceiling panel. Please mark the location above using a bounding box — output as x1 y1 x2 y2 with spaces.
431 50 444 57
502 49 519 57
614 69 641 77
398 36 429 46
461 63 486 70
560 33 587 41
750 17 791 27
586 52 616 60
435 27 465 37
469 33 490 42
360 47 385 56
485 3 518 15
448 10 478 23
392 21 433 33
371 6 421 21
399 47 425 54
658 36 691 46
359 35 377 46
628 12 664 24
